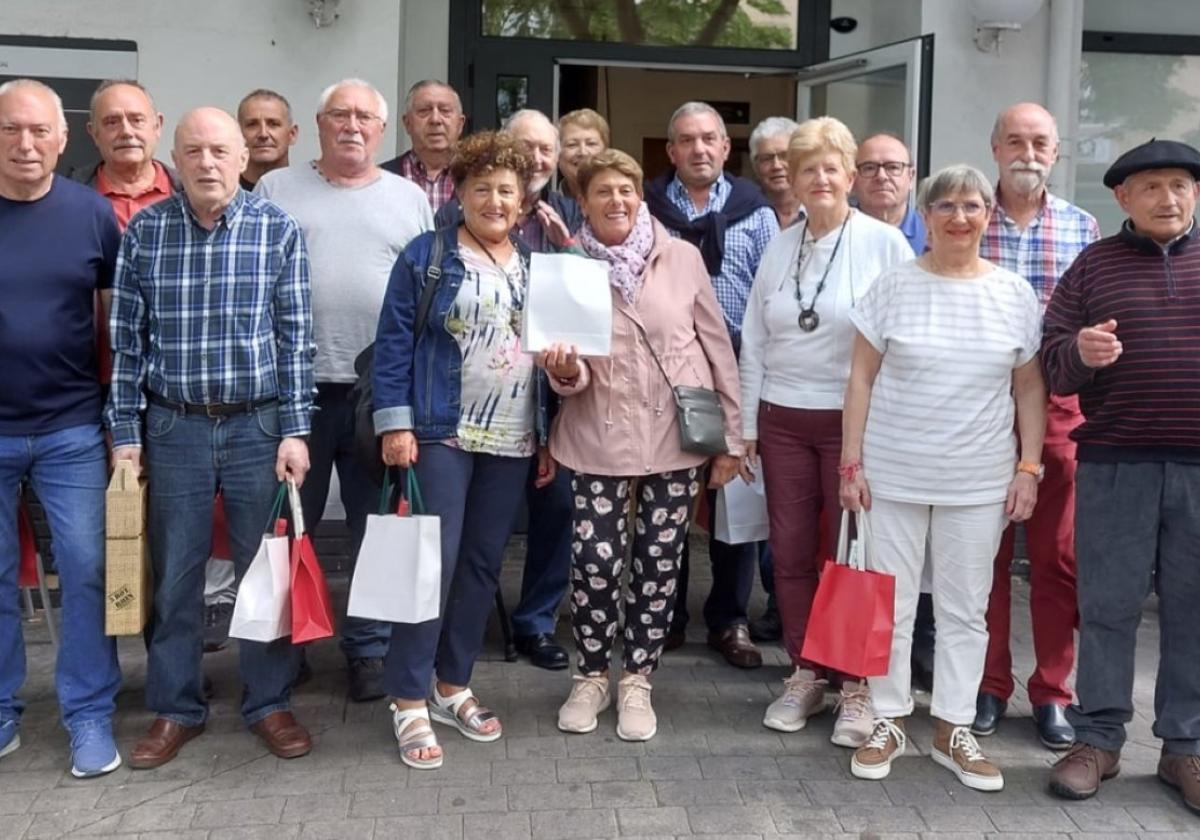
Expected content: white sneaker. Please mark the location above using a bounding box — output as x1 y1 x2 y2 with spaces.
558 674 611 734
763 668 827 732
616 673 656 741
831 680 875 748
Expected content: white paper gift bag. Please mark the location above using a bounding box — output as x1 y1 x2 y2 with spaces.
348 470 442 624
229 485 292 642
521 252 613 356
714 477 769 545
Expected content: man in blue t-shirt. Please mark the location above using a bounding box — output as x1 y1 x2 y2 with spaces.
0 79 122 779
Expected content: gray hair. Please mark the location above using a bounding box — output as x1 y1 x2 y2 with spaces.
0 78 68 133
503 108 559 150
667 101 727 142
317 78 388 124
89 79 157 121
238 88 293 122
917 163 996 209
404 79 461 114
749 116 800 157
990 102 1059 147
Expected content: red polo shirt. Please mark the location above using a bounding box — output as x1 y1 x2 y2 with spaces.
94 160 174 231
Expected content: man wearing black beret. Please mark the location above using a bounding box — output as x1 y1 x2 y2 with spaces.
1040 138 1200 811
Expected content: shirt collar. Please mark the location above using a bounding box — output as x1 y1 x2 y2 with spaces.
182 186 246 229
668 172 729 215
95 160 172 199
1119 218 1197 255
991 185 1054 230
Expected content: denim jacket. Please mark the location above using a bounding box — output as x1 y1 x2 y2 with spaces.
372 226 549 445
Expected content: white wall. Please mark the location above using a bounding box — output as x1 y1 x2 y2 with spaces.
1084 0 1200 36
0 0 449 163
829 0 922 58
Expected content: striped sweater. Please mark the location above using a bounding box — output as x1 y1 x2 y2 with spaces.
1041 222 1200 462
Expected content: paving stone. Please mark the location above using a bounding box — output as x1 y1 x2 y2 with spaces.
699 755 782 780
139 832 210 840
254 768 346 798
556 756 640 782
93 781 189 810
298 817 377 839
837 804 926 833
884 778 961 806
917 805 996 832
1061 805 1142 833
344 763 410 792
192 796 287 828
984 805 1076 833
377 814 465 839
770 804 842 834
207 825 301 840
0 792 31 815
804 779 892 806
439 784 510 813
113 802 198 833
1125 802 1200 831
590 781 658 808
492 758 560 785
653 780 743 806
505 737 569 760
464 811 529 840
685 804 776 834
350 788 440 818
776 755 849 780
530 807 617 839
508 782 592 811
280 794 352 823
563 735 646 758
735 779 808 806
636 756 702 781
616 805 689 835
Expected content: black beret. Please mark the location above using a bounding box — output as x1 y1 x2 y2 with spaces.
1103 138 1200 188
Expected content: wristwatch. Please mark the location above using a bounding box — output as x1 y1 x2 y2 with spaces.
1017 461 1045 482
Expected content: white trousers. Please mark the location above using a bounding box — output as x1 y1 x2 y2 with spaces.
867 497 1007 725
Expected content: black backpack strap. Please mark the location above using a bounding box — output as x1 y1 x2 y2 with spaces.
414 229 447 342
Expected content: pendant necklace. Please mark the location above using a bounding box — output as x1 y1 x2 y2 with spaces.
793 212 850 333
463 227 525 335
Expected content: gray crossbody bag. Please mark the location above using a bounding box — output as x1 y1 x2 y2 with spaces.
630 319 728 457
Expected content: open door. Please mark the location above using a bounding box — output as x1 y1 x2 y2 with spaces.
795 36 933 178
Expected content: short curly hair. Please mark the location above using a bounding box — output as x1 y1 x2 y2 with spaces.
450 130 533 191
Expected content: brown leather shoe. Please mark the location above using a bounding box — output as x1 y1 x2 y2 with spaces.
129 718 204 769
250 711 312 759
1048 742 1120 800
706 624 762 669
1158 751 1200 813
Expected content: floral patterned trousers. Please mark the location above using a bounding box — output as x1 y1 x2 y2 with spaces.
569 468 701 675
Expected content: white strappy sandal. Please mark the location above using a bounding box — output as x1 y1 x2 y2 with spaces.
390 703 443 770
428 686 503 743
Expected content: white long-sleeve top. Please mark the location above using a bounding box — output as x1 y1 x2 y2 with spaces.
739 209 913 439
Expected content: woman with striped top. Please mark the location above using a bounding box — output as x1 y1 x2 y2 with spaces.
839 164 1047 792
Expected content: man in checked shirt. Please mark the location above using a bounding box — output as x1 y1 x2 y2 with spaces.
106 107 316 769
973 102 1101 750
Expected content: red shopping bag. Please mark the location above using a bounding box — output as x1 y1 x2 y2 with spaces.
800 510 895 677
18 501 38 588
285 479 335 644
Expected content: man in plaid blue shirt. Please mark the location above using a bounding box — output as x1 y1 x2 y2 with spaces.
973 103 1101 750
645 102 779 669
106 107 316 769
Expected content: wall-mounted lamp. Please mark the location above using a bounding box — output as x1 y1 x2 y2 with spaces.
971 0 1045 53
308 0 341 29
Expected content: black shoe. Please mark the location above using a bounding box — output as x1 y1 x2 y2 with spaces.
514 633 569 670
910 653 935 694
748 607 782 643
972 692 1007 737
202 602 233 653
910 593 935 692
347 657 385 702
664 629 686 652
1033 703 1075 751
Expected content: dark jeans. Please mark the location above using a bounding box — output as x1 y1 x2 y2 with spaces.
298 382 389 661
512 462 574 637
1069 460 1200 755
144 402 298 726
382 444 530 700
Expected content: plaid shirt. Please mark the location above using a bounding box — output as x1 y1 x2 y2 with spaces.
980 189 1101 311
392 150 455 212
666 174 779 342
106 189 315 447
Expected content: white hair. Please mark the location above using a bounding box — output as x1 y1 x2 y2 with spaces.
503 109 559 151
667 101 727 142
404 79 461 115
0 78 68 134
749 116 800 157
317 78 388 124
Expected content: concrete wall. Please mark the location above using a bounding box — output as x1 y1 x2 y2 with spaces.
0 0 449 164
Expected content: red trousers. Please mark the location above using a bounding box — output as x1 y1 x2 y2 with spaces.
758 403 841 673
981 395 1080 706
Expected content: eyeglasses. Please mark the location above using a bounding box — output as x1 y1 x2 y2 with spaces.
321 109 382 126
929 200 989 218
753 151 788 166
856 161 911 178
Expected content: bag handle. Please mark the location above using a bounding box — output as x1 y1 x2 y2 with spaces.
110 459 140 491
378 467 426 516
835 509 873 571
264 483 287 534
286 477 305 537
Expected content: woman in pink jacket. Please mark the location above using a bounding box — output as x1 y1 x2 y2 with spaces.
535 149 744 742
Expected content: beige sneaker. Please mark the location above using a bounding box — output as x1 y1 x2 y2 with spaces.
616 673 656 741
831 680 874 748
557 674 611 734
932 719 1004 791
763 668 827 732
851 718 906 780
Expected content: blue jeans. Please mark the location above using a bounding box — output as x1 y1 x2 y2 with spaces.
512 462 573 637
383 445 530 700
0 423 119 732
298 383 389 661
144 402 298 726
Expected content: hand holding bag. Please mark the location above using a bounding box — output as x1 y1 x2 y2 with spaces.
348 468 442 624
631 320 727 457
799 509 896 678
714 476 769 544
229 485 292 642
287 478 336 644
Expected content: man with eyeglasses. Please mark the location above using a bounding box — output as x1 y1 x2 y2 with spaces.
382 80 465 212
853 133 925 254
256 79 434 702
973 102 1100 750
749 116 802 228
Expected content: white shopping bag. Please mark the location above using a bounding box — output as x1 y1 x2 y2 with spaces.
714 477 769 544
521 252 612 356
228 531 292 642
348 471 442 624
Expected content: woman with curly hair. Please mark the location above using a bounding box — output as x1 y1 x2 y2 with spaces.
372 131 555 769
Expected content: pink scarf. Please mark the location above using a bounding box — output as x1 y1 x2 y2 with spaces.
579 203 655 305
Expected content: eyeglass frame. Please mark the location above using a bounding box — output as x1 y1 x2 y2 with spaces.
855 160 913 178
320 108 384 127
925 199 991 218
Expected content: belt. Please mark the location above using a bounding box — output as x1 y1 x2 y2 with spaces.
147 392 277 418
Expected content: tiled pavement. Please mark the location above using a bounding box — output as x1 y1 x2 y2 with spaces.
6 534 1196 839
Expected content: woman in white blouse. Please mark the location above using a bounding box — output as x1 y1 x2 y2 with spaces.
839 164 1046 792
738 117 912 749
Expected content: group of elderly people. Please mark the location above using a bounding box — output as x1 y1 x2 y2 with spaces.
4 70 1199 815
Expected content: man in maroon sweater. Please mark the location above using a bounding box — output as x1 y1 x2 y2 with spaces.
1041 138 1200 812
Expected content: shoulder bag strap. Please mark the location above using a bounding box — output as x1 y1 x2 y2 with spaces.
629 316 681 408
413 230 447 343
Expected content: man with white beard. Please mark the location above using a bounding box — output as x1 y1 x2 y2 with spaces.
973 103 1100 750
